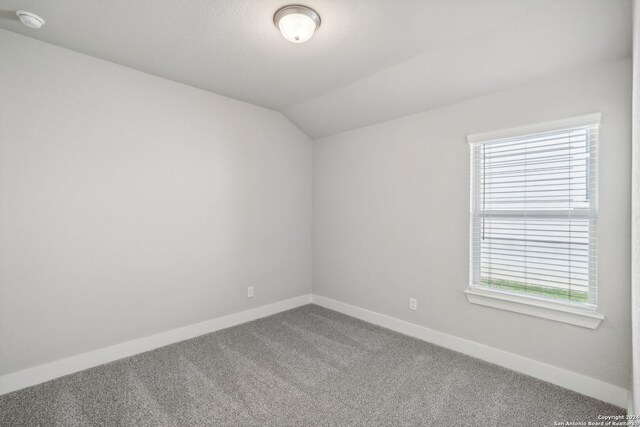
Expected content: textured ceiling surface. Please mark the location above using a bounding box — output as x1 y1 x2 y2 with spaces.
0 0 632 138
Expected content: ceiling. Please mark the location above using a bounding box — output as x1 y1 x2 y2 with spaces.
0 0 632 138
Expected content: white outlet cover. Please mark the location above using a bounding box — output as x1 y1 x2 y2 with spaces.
409 298 417 310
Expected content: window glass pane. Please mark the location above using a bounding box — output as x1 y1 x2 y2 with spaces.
470 121 597 307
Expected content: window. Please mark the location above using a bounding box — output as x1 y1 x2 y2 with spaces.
467 114 602 326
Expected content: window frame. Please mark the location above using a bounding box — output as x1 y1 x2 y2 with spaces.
465 113 603 329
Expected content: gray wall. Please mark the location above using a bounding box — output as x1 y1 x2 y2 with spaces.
631 0 639 412
313 59 632 388
0 30 312 375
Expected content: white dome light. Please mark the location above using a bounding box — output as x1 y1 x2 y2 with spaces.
16 11 45 29
274 5 320 44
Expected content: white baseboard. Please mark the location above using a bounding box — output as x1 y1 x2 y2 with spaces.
1 292 629 409
0 294 312 396
311 294 629 408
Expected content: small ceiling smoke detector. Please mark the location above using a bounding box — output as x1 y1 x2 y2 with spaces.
16 11 45 29
274 5 320 44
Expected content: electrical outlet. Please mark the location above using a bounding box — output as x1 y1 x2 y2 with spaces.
409 298 417 311
248 286 254 298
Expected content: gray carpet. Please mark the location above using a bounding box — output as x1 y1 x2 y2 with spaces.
0 304 624 426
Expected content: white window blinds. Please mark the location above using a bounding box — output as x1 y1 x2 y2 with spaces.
469 114 599 307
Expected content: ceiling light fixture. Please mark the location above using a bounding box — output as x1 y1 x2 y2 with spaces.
16 11 45 29
274 5 320 44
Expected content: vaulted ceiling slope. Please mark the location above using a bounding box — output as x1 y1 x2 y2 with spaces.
0 0 632 139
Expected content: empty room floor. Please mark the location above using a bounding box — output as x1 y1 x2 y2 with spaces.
0 305 622 426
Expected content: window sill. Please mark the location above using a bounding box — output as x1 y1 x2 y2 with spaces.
463 287 604 329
